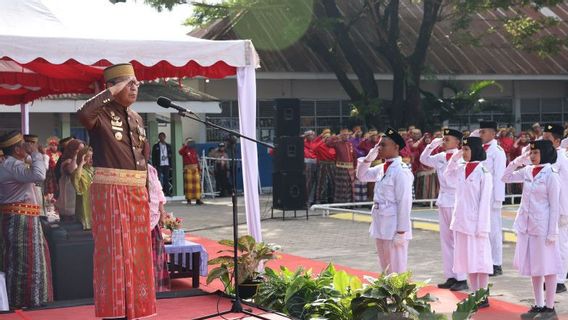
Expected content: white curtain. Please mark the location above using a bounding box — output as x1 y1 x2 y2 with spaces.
236 66 262 242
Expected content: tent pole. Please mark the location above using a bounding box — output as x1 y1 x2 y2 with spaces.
20 103 29 134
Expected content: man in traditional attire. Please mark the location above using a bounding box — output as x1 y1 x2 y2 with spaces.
0 131 52 309
472 121 506 276
420 128 468 291
77 63 156 319
179 138 204 205
543 124 568 293
303 130 318 205
329 128 357 203
357 128 414 274
314 129 336 204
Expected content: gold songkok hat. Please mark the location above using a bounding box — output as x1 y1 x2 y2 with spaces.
103 63 135 82
24 134 39 143
0 131 24 148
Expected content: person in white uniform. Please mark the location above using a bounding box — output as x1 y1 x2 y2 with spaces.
357 128 414 274
445 136 492 308
542 124 568 294
472 121 506 276
420 128 468 291
502 140 561 320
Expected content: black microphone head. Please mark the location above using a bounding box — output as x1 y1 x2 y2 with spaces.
157 96 172 108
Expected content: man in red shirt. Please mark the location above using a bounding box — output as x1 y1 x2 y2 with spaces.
313 129 336 203
303 130 318 205
329 128 357 203
179 138 204 205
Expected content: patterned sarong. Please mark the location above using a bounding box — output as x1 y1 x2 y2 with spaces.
334 167 354 203
183 165 201 200
44 168 58 195
414 169 439 200
304 160 318 204
0 204 53 308
151 225 170 292
90 167 156 319
316 161 335 204
353 179 368 202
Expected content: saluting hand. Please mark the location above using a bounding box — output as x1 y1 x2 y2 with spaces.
108 76 135 97
365 138 380 162
430 137 443 147
23 142 38 154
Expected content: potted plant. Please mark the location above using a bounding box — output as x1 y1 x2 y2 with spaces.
207 235 280 299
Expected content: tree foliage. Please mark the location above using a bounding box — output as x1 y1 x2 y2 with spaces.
145 0 567 128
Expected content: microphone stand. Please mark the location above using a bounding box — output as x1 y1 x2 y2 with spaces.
176 110 273 320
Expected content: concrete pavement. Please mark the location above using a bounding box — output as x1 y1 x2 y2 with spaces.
165 195 567 315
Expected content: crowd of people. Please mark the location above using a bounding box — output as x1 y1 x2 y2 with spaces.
303 122 568 206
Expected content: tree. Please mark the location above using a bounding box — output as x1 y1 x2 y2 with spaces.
145 0 567 129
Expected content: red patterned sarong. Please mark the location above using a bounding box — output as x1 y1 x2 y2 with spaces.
90 167 156 319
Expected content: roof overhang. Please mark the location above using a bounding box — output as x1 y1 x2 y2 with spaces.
255 72 568 81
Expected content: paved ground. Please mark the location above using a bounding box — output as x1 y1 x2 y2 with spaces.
166 195 568 315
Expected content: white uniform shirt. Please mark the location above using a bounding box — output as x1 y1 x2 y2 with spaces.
445 159 493 236
553 148 568 217
357 156 414 240
0 153 46 204
419 144 458 208
502 163 560 237
482 139 506 203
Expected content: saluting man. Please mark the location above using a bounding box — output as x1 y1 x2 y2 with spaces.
472 121 507 276
357 128 414 274
0 131 52 309
77 63 156 320
543 124 568 293
420 128 468 291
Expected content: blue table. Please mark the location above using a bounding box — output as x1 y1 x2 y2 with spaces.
165 240 208 288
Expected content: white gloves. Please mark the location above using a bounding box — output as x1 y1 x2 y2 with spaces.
561 137 568 149
470 129 481 138
492 201 503 209
393 233 406 247
512 151 531 167
364 140 380 163
429 137 443 148
559 215 568 228
450 149 463 162
546 235 558 245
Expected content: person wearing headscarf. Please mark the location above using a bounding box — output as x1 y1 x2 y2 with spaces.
179 137 204 205
471 121 507 276
55 139 84 222
357 128 413 274
70 145 94 230
77 63 156 319
420 128 468 291
502 140 561 319
0 131 52 308
542 124 568 293
445 136 492 308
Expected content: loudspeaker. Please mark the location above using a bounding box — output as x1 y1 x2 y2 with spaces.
274 98 300 137
273 137 304 172
45 222 94 300
273 172 306 210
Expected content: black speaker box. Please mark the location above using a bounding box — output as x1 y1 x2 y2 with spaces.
273 172 306 210
274 98 300 137
273 137 304 172
45 222 94 301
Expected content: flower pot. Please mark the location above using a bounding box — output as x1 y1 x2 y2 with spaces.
237 278 263 300
172 229 185 246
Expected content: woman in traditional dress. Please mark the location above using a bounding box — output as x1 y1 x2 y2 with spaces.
148 163 171 292
71 145 94 230
56 139 83 222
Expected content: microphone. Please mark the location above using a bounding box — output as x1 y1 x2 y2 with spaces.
157 96 194 114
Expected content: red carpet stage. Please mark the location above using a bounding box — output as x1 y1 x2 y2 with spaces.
0 234 539 319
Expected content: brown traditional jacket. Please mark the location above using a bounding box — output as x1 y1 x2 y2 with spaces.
77 89 148 171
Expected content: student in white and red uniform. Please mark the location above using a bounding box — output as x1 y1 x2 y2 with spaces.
445 136 492 308
542 124 568 294
357 128 414 274
420 128 468 291
502 140 561 319
472 121 507 276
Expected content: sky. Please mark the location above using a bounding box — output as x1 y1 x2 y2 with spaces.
41 0 196 40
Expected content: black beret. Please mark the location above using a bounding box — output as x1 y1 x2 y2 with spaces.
384 127 405 149
443 128 463 140
479 121 497 130
530 140 557 164
544 123 564 138
463 136 486 162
